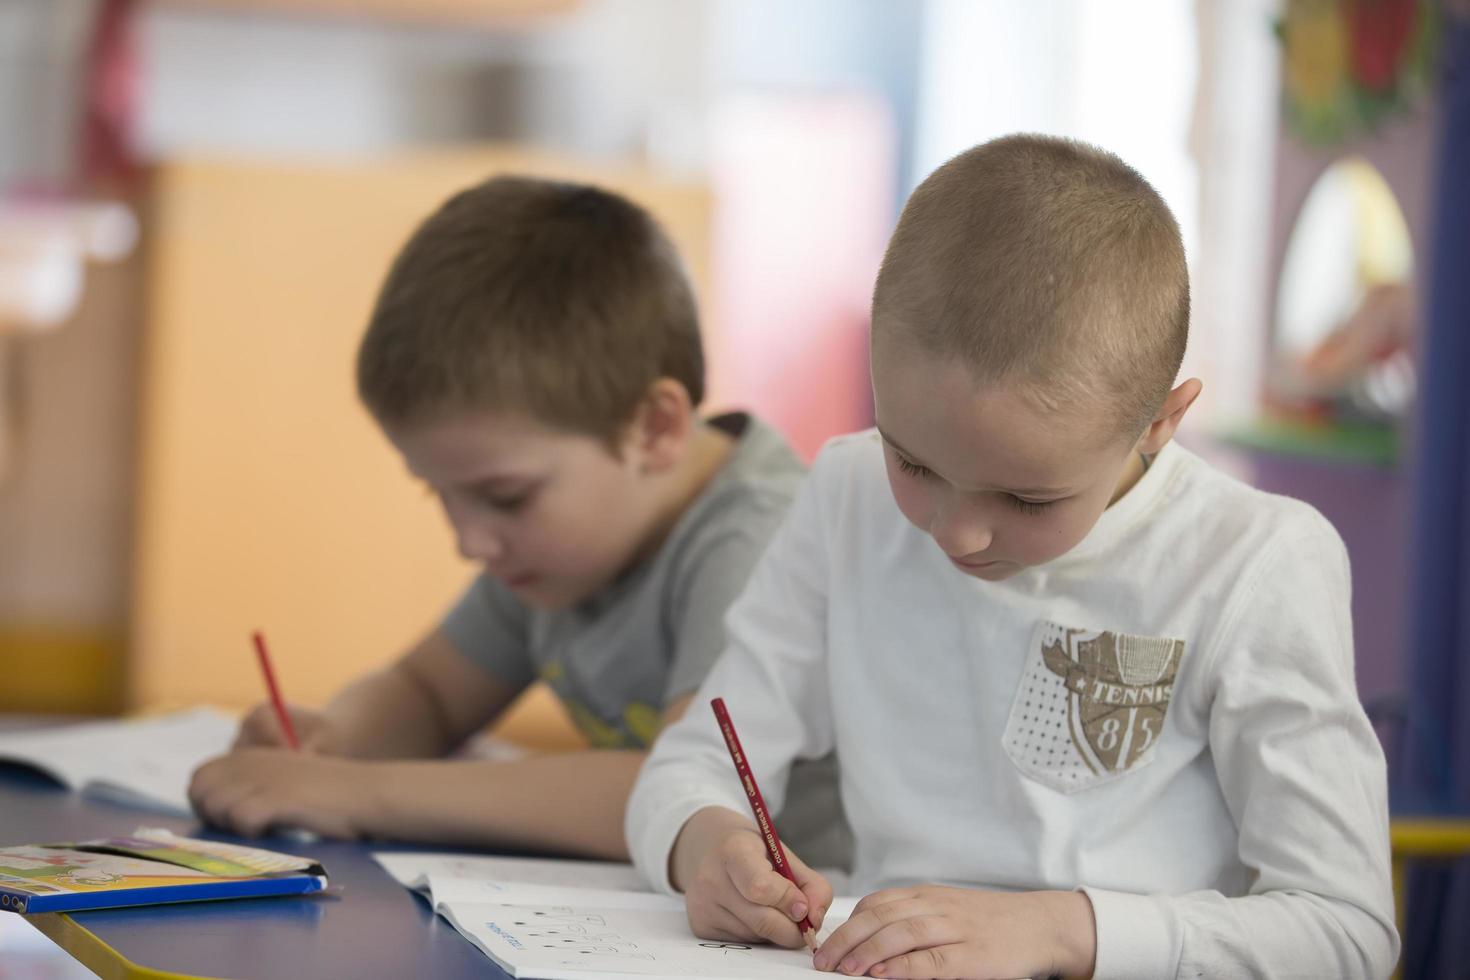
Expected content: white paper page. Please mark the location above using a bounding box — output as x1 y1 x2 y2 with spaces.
373 852 849 896
427 877 685 911
0 708 236 815
0 728 90 788
373 852 648 893
392 869 1025 980
439 896 861 980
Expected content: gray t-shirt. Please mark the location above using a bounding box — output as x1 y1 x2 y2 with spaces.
441 412 851 867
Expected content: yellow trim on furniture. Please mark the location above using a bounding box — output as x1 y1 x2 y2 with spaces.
0 624 124 714
1388 817 1470 980
29 913 219 980
1390 818 1470 857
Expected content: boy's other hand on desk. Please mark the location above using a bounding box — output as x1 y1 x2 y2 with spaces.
673 806 832 950
189 748 373 839
234 702 342 754
812 885 1097 980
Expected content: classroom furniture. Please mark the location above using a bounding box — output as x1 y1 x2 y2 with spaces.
0 233 141 717
0 766 515 979
1391 819 1470 928
1388 783 1470 980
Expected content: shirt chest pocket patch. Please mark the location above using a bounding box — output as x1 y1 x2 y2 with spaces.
1001 621 1186 794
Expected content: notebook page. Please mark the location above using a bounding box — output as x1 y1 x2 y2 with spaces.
373 852 850 896
0 725 93 788
377 856 1021 979
437 895 860 980
0 708 236 815
373 853 647 893
427 878 684 910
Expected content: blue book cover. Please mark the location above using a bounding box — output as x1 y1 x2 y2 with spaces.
0 827 328 914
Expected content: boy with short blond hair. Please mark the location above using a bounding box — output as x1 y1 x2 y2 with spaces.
628 135 1397 978
190 175 848 866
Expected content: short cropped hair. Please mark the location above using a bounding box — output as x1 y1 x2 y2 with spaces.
872 134 1189 439
358 175 704 443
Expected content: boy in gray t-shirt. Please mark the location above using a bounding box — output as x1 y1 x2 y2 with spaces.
188 177 848 865
443 413 795 749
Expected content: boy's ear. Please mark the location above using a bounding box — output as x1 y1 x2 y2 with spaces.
1137 377 1203 455
626 377 694 473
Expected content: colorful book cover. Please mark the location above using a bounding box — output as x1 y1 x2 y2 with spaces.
0 827 327 914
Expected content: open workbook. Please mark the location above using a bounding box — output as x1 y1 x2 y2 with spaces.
375 853 872 980
376 854 1027 980
0 708 237 815
0 708 533 823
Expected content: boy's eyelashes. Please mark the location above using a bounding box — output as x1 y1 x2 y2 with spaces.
471 486 537 513
893 453 931 480
891 451 1057 514
422 480 539 514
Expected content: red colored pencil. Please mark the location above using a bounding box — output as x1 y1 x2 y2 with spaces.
710 697 818 952
252 631 300 751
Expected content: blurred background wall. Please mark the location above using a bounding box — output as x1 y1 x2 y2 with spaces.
0 0 1452 784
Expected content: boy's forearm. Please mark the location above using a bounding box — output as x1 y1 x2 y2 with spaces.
361 751 649 859
324 665 457 759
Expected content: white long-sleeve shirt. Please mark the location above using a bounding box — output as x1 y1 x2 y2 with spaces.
627 430 1398 980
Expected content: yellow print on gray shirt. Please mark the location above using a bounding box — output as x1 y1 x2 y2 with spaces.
562 698 662 749
1002 621 1186 793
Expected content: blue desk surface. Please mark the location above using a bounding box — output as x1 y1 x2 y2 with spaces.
1 767 511 979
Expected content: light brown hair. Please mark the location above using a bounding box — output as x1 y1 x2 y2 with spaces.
872 134 1189 438
358 175 703 444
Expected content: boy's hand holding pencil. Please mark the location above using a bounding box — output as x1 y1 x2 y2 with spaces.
232 632 339 754
672 805 832 951
669 699 832 953
190 631 360 839
233 701 339 753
